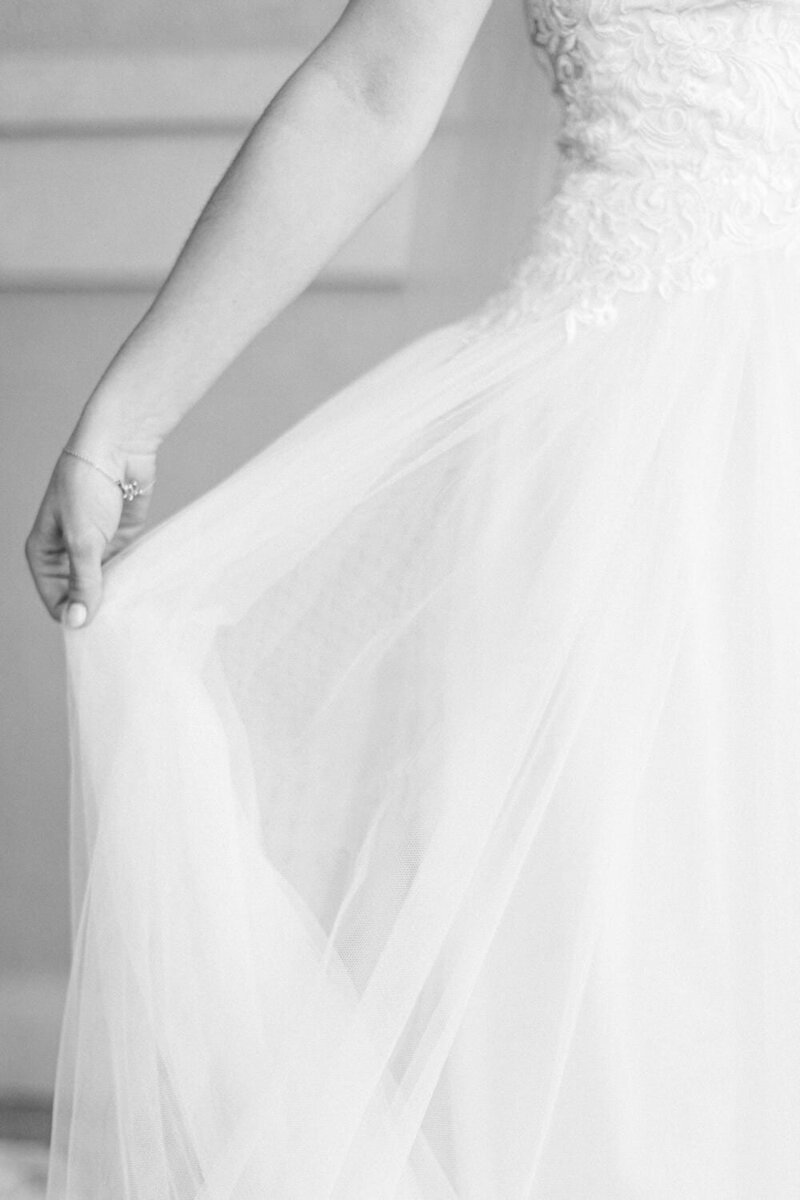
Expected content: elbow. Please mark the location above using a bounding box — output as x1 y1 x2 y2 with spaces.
305 45 441 172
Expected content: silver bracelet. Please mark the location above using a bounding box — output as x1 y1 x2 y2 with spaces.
61 447 155 502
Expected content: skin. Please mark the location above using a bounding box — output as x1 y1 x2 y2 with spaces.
24 0 495 630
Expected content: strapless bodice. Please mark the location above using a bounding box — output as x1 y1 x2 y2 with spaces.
526 0 800 178
475 0 800 338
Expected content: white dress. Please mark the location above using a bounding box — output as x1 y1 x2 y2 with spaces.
49 0 800 1196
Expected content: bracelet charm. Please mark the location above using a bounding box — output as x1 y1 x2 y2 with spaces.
118 479 148 502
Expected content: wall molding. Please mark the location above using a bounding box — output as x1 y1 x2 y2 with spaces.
0 49 305 132
0 132 419 289
0 49 467 289
0 49 471 132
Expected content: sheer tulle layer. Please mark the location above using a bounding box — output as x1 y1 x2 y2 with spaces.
52 245 800 1199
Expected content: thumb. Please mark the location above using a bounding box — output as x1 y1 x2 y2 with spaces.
63 530 105 629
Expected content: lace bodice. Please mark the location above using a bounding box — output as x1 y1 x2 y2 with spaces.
472 0 800 339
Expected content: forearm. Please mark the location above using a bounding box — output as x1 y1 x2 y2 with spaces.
27 0 495 630
76 59 425 458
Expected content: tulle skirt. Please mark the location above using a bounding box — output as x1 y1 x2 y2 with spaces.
51 243 800 1198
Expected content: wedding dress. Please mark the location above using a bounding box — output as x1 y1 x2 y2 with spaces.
49 0 800 1196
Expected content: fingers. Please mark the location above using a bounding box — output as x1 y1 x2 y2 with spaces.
25 451 127 627
24 506 107 628
24 504 70 622
64 528 106 628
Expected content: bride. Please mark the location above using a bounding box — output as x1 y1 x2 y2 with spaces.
24 0 800 1194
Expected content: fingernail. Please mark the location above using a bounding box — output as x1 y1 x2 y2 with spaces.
64 603 87 629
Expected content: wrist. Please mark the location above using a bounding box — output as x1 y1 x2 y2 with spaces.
78 315 190 457
59 446 156 502
66 398 161 485
75 387 166 462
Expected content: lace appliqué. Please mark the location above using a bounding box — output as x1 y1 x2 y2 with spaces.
463 0 800 344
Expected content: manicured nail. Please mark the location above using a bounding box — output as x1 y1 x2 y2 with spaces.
64 603 87 629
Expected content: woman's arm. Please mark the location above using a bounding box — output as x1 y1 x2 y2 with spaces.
24 0 495 627
71 0 496 463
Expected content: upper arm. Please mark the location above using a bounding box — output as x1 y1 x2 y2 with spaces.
307 0 496 148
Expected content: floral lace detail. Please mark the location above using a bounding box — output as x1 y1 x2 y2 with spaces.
465 0 800 341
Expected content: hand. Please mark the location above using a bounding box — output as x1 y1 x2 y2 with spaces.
24 441 157 629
